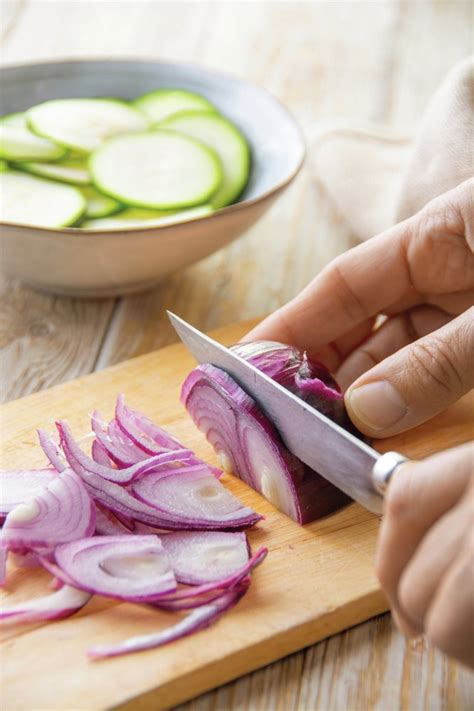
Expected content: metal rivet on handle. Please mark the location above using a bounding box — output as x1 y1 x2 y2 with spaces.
372 451 409 495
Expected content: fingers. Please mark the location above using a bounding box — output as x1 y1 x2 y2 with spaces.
345 308 474 437
245 181 474 356
425 547 474 668
375 444 473 633
398 485 472 628
335 305 452 389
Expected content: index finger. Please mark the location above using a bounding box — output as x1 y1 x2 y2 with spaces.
245 220 412 355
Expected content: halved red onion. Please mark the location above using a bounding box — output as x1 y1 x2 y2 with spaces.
160 531 249 585
115 395 222 477
0 468 58 516
0 584 91 624
182 363 348 524
54 535 176 602
1 468 95 552
88 583 248 659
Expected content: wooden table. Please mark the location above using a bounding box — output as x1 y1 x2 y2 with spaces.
1 1 473 709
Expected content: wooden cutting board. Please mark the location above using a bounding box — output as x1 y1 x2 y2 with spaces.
1 321 472 711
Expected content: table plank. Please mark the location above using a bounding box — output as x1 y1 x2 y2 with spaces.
1 1 473 709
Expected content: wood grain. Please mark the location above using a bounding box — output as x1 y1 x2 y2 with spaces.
1 1 473 709
1 321 472 711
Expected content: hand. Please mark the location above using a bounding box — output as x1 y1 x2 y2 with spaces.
246 179 474 438
376 442 474 668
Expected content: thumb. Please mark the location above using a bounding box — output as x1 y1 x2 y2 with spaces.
345 308 474 437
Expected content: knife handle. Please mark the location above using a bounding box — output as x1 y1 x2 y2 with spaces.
372 451 409 496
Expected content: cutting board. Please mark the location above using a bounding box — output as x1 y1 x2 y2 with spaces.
1 321 472 711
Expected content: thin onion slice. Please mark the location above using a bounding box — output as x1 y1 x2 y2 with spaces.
0 584 91 624
54 535 176 602
57 420 193 485
132 467 260 528
88 583 248 659
91 412 146 468
0 468 58 516
115 395 222 477
94 504 133 536
155 547 267 610
1 468 95 552
160 531 249 585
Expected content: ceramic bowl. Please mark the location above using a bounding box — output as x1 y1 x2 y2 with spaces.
0 59 305 297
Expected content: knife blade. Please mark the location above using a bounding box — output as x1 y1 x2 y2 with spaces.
168 311 407 514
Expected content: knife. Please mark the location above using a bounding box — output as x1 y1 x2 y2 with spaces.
167 311 408 514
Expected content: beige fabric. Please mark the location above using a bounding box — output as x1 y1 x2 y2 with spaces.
311 57 473 241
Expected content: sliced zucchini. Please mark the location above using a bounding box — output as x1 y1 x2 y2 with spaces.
17 157 90 185
1 112 28 128
90 131 222 210
161 111 250 208
0 170 86 228
82 186 123 219
27 98 149 154
0 124 66 162
134 89 216 123
81 205 213 229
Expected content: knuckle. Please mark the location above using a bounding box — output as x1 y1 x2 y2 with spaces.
406 337 463 393
398 572 422 626
384 468 415 523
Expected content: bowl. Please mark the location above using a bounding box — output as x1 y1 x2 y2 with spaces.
0 59 305 297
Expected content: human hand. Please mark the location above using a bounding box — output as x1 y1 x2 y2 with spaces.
376 442 474 667
246 179 474 437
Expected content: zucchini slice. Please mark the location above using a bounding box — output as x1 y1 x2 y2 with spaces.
17 158 90 185
0 170 86 228
161 111 250 208
27 98 149 154
82 186 123 219
81 205 213 229
90 131 222 210
134 89 216 123
0 124 66 162
1 112 28 128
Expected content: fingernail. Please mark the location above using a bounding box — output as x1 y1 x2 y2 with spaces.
347 381 407 431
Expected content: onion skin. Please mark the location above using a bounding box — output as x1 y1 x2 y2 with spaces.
182 341 352 524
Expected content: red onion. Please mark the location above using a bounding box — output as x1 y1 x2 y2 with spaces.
131 466 261 528
160 531 249 585
115 394 222 477
91 412 147 468
88 583 248 660
1 468 95 553
0 584 91 624
53 536 177 602
94 504 133 536
182 341 352 524
57 420 193 485
0 468 58 517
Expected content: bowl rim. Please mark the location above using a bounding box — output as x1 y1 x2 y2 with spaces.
0 56 306 237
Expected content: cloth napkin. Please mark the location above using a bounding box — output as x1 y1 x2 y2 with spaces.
310 56 473 240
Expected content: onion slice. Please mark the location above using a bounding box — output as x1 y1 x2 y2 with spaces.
0 584 91 624
88 583 248 659
53 535 176 602
131 466 261 528
115 395 222 477
1 468 95 552
160 531 249 585
57 420 193 485
0 468 58 516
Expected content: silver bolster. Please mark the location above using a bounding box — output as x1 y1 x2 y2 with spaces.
372 451 409 495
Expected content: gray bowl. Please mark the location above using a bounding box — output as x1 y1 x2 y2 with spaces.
0 59 305 297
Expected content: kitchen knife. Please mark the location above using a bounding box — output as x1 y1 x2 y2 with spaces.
168 312 408 514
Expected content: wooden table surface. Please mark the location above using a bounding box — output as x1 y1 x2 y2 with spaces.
1 1 473 709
